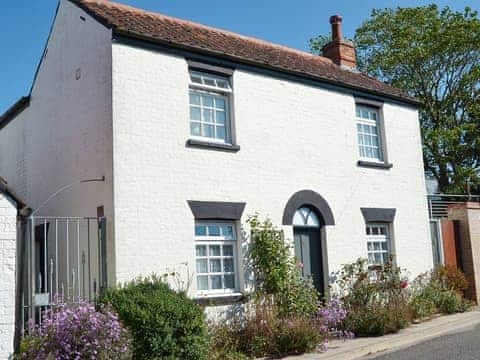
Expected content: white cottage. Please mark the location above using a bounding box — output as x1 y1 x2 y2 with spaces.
0 0 432 306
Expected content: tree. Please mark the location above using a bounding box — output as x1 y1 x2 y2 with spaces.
310 5 480 193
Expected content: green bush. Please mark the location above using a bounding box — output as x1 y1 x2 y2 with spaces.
335 259 410 337
436 289 462 314
99 275 209 360
410 295 436 320
248 214 319 317
410 267 472 318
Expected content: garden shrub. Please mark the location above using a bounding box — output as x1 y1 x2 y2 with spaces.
209 297 351 357
19 301 131 359
335 258 410 337
248 214 319 317
99 275 209 360
431 265 468 293
209 300 321 358
410 266 472 318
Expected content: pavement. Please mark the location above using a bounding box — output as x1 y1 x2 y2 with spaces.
285 308 480 360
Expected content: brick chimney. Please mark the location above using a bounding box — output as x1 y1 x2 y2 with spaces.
322 15 356 68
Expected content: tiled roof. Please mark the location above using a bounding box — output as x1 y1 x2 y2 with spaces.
71 0 418 105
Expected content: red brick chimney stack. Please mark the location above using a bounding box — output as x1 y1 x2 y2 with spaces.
322 15 356 69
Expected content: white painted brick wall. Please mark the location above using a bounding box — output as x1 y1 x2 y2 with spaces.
0 194 17 359
112 43 433 295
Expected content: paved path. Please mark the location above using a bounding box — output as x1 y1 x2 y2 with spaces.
366 324 480 360
285 308 480 360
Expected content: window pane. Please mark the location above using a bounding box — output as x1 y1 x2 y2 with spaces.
366 227 371 235
191 75 202 84
204 78 216 87
215 98 226 109
208 225 220 236
381 242 388 250
195 225 207 236
189 93 201 105
216 80 229 89
374 243 381 251
224 258 234 272
203 109 213 122
190 122 201 136
224 275 235 289
196 259 208 273
197 275 208 290
223 245 233 256
190 107 201 121
210 275 222 289
367 242 374 251
222 226 234 239
202 96 214 107
382 253 389 264
216 111 226 125
196 245 207 257
209 245 221 256
380 227 386 235
368 253 375 264
209 259 221 272
202 124 214 138
374 253 382 264
216 126 226 140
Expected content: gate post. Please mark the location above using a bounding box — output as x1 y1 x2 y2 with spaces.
0 194 18 358
448 202 480 303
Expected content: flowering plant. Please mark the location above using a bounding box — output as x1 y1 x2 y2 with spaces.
20 301 131 360
317 298 354 351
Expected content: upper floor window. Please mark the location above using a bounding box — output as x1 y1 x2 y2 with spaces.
356 105 383 162
189 71 232 144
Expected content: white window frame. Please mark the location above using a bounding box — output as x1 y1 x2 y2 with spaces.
356 104 383 162
194 221 239 297
366 223 391 267
189 71 232 144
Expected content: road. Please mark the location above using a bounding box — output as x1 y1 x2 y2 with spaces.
368 324 480 360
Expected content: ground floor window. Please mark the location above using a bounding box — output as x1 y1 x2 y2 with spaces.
194 222 237 295
366 223 390 266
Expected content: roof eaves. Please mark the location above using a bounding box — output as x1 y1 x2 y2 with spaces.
0 178 30 214
113 29 421 107
0 96 30 131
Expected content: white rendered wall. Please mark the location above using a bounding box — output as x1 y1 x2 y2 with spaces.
0 195 17 359
112 43 433 293
0 0 115 288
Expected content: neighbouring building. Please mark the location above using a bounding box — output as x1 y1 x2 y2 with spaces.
0 0 433 315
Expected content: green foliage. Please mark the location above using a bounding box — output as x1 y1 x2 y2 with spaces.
355 5 480 193
247 214 319 317
335 259 410 337
410 295 436 320
209 301 321 358
310 5 480 193
410 266 472 319
98 275 209 360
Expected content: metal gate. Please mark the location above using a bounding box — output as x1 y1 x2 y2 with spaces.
20 216 107 331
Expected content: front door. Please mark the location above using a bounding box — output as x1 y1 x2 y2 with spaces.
294 227 324 294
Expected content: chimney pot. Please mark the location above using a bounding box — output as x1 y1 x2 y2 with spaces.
329 15 343 41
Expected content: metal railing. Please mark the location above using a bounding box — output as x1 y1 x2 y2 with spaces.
427 194 480 219
22 216 107 332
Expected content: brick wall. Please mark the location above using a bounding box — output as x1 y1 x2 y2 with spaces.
0 194 17 358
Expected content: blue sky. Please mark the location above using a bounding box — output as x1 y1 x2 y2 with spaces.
0 0 477 113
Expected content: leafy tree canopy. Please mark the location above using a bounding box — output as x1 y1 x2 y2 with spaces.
311 5 480 193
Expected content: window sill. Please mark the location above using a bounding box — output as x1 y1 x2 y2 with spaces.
193 292 247 306
357 160 393 170
186 139 240 152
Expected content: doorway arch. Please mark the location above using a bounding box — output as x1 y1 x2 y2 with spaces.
283 190 335 295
